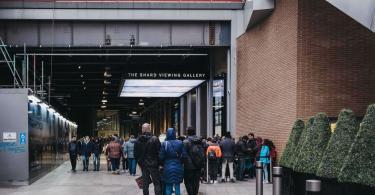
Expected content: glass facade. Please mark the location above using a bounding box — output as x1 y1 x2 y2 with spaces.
28 101 76 180
213 77 226 137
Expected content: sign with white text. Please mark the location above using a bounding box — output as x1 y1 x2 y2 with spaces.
3 132 17 143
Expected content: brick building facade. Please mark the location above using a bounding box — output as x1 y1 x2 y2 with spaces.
236 0 375 157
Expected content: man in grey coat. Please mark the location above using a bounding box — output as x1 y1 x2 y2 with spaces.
123 135 137 176
220 133 236 182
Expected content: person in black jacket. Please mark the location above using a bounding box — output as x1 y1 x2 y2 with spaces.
134 123 162 195
247 133 257 178
68 136 79 172
220 133 236 182
92 137 102 171
235 136 250 181
183 127 204 195
80 136 93 172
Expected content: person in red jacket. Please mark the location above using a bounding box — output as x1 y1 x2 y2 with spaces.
106 136 123 174
206 138 222 183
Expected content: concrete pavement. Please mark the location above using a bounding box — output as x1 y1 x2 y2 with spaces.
0 159 272 195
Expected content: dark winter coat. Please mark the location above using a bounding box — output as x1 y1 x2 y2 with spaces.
159 128 186 184
183 135 204 170
79 140 93 157
92 140 102 156
68 141 79 157
134 132 161 168
219 137 236 161
235 140 250 158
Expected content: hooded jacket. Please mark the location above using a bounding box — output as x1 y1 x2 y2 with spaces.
123 138 137 159
159 128 186 184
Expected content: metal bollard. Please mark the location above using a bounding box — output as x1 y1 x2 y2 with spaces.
256 161 263 195
272 167 282 195
305 180 321 195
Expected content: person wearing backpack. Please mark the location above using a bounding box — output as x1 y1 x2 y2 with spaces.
68 136 79 172
206 138 222 183
219 133 236 183
159 128 186 195
183 127 204 195
134 123 162 195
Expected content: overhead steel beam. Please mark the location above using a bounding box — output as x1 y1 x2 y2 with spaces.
15 53 208 56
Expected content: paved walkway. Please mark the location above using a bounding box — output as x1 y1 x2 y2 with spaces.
0 159 272 195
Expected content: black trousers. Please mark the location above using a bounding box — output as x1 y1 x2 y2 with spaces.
184 169 201 195
141 166 162 195
122 157 128 170
70 155 77 171
208 160 219 181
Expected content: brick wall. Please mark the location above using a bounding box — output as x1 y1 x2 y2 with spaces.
236 0 298 155
297 0 375 119
236 0 375 158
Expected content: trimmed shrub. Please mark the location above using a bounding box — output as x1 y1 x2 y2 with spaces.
291 117 315 170
294 113 331 174
339 104 375 187
279 119 305 168
316 109 359 179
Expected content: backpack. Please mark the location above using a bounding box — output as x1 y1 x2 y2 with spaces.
189 139 205 168
208 149 217 160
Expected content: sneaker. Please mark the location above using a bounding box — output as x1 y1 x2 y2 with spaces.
213 180 218 184
221 178 225 183
121 170 125 173
230 178 235 183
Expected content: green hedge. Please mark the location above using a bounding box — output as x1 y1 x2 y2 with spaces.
339 104 375 187
279 119 305 168
316 109 359 179
294 113 331 174
291 117 315 170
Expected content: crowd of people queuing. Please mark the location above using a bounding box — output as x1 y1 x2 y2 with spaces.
67 123 277 195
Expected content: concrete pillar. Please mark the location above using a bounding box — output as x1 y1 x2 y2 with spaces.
179 97 185 135
196 87 201 136
207 80 213 137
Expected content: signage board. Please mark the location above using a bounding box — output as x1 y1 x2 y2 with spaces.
20 132 26 145
125 72 208 80
3 132 17 142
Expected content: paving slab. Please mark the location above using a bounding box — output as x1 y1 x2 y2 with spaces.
0 159 272 195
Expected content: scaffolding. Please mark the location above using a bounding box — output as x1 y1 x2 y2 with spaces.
0 37 24 88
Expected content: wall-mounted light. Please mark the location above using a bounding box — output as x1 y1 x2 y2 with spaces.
40 102 49 109
104 80 111 85
132 111 137 115
80 74 84 78
48 108 56 113
28 95 42 104
139 102 145 106
101 99 108 103
101 105 107 109
104 71 112 78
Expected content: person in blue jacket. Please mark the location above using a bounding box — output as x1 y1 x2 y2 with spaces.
159 128 187 195
259 139 271 183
